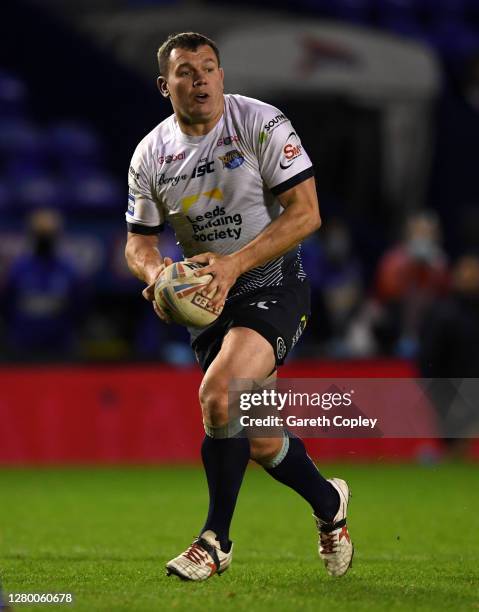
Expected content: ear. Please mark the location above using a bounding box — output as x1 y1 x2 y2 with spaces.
157 76 169 98
219 67 225 91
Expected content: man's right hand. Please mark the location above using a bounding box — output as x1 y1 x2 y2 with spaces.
142 256 173 323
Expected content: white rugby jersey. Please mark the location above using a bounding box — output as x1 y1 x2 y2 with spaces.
126 94 314 298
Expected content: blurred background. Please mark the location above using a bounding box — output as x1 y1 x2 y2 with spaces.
0 0 478 463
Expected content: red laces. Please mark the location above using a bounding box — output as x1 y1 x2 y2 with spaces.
183 542 208 565
320 531 337 555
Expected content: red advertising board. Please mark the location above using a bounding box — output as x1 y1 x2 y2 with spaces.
0 361 471 464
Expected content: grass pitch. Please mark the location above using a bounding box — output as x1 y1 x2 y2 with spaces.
0 462 478 611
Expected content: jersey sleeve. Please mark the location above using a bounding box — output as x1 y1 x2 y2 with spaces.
254 105 314 197
125 141 164 235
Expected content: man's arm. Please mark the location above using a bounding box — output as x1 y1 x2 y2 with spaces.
125 233 164 286
235 176 321 273
125 232 172 320
190 176 321 307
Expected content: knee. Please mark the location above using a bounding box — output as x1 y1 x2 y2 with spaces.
249 437 283 465
199 377 229 428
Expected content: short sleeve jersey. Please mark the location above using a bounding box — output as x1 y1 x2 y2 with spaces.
126 94 314 298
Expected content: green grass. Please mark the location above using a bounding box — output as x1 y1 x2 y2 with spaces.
0 463 478 611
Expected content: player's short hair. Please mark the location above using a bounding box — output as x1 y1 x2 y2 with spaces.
157 32 221 77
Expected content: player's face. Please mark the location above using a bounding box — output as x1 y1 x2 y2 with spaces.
158 45 224 135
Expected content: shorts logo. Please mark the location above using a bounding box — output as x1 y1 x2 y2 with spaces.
158 151 186 164
280 132 302 170
218 149 245 169
249 300 277 310
291 314 308 349
276 337 287 361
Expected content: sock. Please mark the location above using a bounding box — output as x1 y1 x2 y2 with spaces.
200 434 250 551
265 435 340 523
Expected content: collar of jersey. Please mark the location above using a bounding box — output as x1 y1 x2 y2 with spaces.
172 114 225 145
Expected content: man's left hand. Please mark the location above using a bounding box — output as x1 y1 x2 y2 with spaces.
188 252 241 308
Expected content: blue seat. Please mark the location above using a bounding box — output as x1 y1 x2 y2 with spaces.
0 120 49 179
4 152 50 181
15 176 67 209
0 119 41 154
70 173 122 210
44 121 104 179
0 70 27 119
46 121 102 160
56 156 103 179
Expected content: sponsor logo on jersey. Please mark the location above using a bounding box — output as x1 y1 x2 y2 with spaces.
127 192 135 215
181 188 223 214
129 165 140 184
158 151 186 164
182 188 244 242
264 113 289 133
158 173 188 187
280 132 302 170
191 160 215 178
216 134 240 147
187 204 243 242
218 149 245 169
276 337 287 361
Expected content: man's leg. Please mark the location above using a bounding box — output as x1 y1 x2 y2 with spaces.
251 433 340 521
250 372 339 522
198 327 275 548
166 326 275 581
248 372 339 521
249 373 353 578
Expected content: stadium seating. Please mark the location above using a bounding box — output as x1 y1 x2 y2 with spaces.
0 70 27 118
0 69 122 217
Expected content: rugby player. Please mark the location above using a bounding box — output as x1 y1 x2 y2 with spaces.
124 32 353 581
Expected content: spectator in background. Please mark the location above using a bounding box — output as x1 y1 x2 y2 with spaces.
302 219 364 356
0 209 83 361
373 210 449 357
419 254 479 378
462 52 479 113
418 254 479 443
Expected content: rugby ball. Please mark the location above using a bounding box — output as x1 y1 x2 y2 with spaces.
154 261 222 328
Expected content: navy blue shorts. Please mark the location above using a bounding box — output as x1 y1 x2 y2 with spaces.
192 278 311 373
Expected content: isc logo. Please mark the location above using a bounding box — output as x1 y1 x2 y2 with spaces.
284 143 302 160
191 161 215 178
